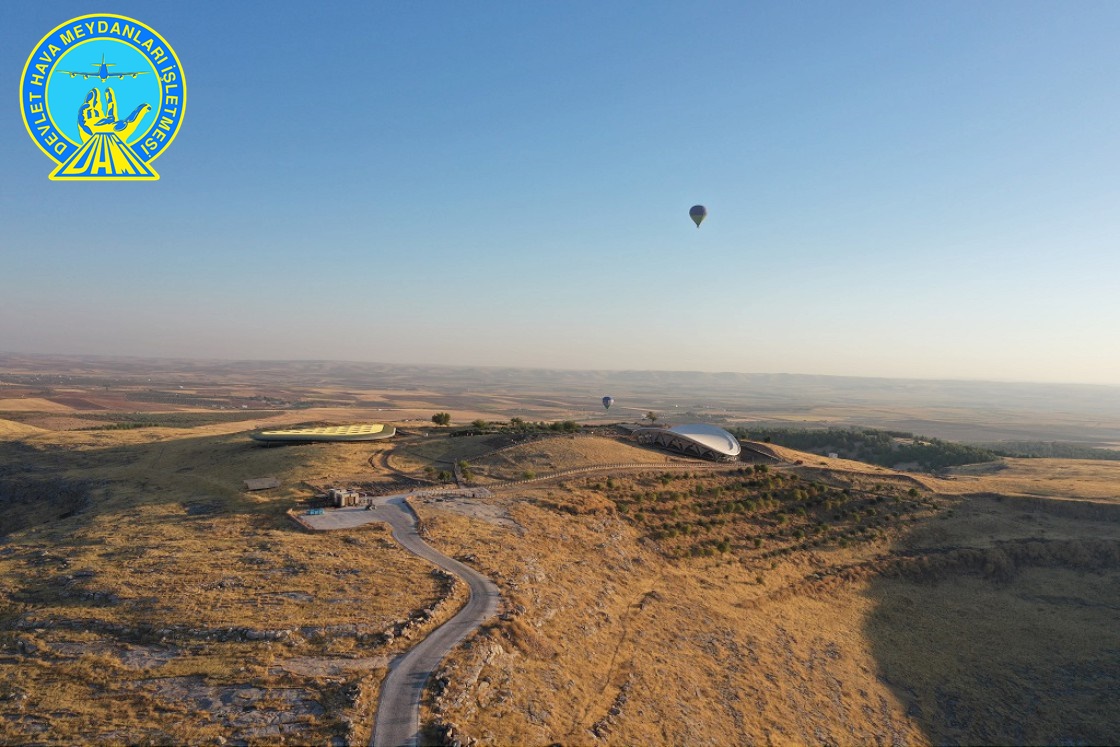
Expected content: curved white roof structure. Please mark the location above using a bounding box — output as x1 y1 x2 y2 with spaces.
634 423 742 461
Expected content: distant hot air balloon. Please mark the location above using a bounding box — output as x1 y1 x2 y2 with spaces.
602 396 614 410
689 204 707 228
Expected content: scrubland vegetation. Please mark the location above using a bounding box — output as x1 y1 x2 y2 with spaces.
734 426 1002 471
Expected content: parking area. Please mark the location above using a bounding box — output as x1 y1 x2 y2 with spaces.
298 502 395 531
294 488 494 532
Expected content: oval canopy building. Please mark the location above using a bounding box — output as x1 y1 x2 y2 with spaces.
634 423 741 461
250 423 396 444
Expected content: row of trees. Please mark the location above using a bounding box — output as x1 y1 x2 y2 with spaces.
430 414 583 433
983 441 1120 461
603 468 933 560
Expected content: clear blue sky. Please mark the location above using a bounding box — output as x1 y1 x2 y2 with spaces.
3 1 1118 385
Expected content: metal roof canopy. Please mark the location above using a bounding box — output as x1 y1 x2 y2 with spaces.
634 423 742 460
250 423 396 443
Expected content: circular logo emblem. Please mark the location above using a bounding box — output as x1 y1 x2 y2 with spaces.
19 14 186 181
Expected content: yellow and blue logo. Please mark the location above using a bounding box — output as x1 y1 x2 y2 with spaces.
20 14 186 181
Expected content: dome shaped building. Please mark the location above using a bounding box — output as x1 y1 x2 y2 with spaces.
634 423 741 461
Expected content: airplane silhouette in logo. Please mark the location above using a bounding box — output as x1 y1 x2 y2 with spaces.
56 54 148 82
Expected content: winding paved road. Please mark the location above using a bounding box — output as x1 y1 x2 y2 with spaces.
370 497 501 747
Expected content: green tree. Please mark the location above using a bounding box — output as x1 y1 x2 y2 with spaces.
432 412 451 426
646 411 659 423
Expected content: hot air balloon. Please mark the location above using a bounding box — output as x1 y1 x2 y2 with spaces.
689 204 707 228
602 396 614 410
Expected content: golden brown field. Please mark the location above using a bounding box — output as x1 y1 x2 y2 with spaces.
2 358 1119 745
418 460 1120 746
0 417 461 745
929 457 1120 502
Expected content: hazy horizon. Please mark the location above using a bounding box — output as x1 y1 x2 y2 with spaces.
4 2 1118 386
4 349 1120 393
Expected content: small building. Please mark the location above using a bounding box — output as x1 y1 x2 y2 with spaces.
244 477 281 491
327 488 364 507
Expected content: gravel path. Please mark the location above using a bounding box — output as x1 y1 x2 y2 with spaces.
370 497 501 747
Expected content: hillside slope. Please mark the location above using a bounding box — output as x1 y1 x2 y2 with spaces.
417 449 1120 745
2 425 1117 745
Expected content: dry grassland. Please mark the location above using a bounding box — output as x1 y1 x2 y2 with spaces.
865 494 1120 744
416 455 1120 746
419 495 930 746
389 433 680 486
4 398 1119 746
469 435 678 483
0 398 75 412
0 420 459 745
926 457 1120 502
765 442 898 475
390 434 515 475
0 419 48 439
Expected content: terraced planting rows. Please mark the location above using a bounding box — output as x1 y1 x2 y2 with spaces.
598 467 942 559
